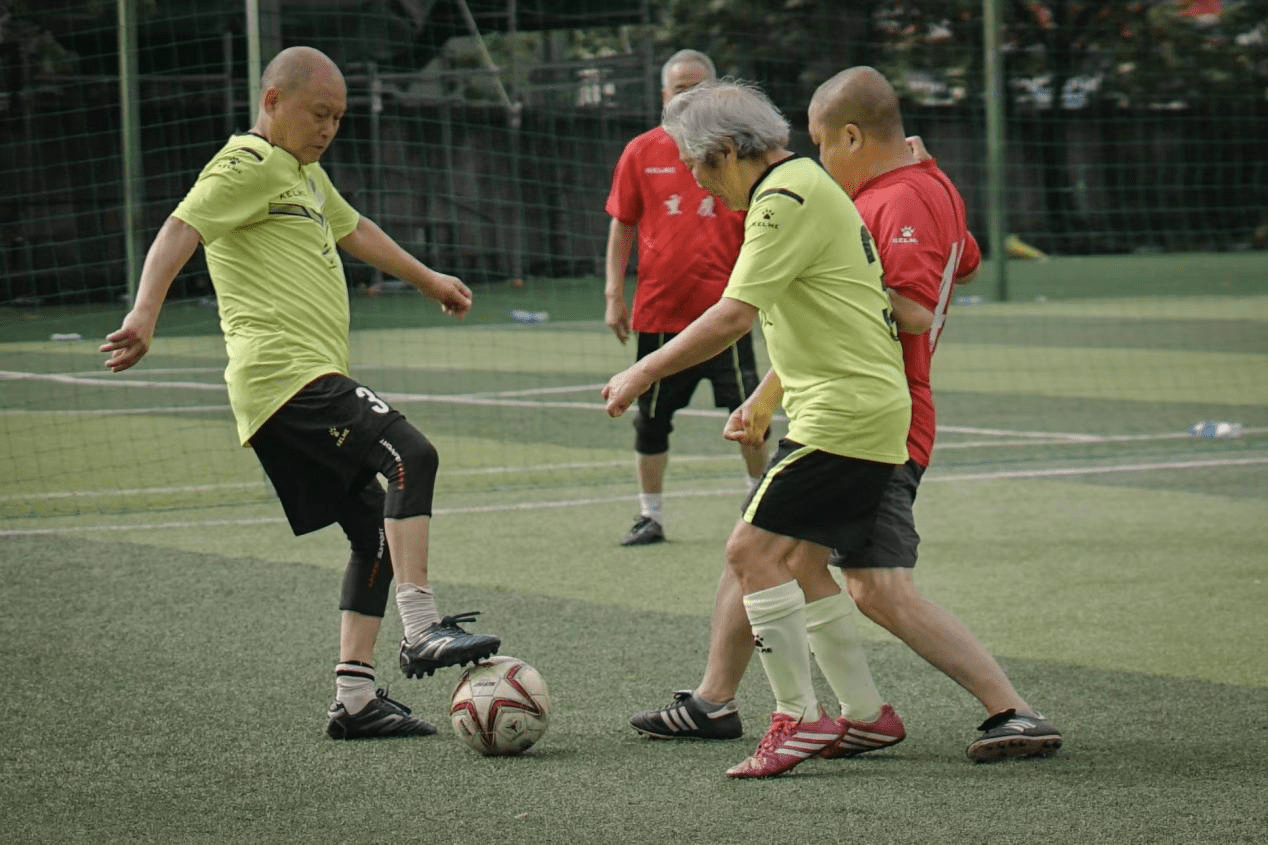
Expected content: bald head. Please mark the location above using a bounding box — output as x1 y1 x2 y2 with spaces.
255 46 346 164
809 66 904 143
261 46 344 96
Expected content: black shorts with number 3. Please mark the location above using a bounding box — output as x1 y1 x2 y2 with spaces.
741 438 897 553
250 373 403 535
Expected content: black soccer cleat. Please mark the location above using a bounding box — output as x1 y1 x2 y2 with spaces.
630 689 743 740
399 611 501 678
620 515 665 546
326 688 437 740
966 708 1063 762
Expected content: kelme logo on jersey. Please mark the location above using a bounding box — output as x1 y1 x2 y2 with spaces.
892 225 919 244
750 207 780 231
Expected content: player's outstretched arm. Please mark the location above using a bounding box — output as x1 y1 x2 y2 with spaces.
338 217 472 318
101 215 201 372
603 297 757 417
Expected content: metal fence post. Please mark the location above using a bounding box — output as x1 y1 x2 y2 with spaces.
117 0 142 305
983 0 1009 301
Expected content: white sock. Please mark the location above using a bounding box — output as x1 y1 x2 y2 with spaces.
805 592 882 722
396 583 439 645
743 580 816 719
335 661 376 714
638 492 663 524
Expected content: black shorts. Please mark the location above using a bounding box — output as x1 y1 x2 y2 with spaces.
740 438 896 551
249 374 404 535
830 459 925 569
635 330 760 426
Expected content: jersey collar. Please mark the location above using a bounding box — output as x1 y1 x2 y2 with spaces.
747 152 802 207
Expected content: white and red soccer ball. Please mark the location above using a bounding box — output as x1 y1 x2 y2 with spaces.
449 656 550 756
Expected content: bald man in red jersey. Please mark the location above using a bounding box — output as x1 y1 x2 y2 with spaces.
630 67 1062 763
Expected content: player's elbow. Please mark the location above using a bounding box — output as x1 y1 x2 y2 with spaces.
888 292 934 335
896 309 933 335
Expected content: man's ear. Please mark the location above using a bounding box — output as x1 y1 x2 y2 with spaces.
844 123 864 152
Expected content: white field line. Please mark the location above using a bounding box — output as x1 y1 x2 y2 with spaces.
6 368 1263 441
61 368 225 377
3 455 1266 537
936 427 1268 449
0 456 716 502
0 405 229 417
0 370 225 392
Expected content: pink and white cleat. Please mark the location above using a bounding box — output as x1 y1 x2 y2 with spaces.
819 703 906 759
726 707 845 779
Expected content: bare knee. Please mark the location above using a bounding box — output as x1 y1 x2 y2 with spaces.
845 568 921 624
724 522 796 593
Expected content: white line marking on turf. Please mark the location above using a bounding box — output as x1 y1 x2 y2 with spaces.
485 383 608 398
0 405 228 417
4 455 1265 537
0 456 735 502
0 370 225 391
7 368 1263 441
933 456 1268 482
941 425 1099 441
61 368 225 378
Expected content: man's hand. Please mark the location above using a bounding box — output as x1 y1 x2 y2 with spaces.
100 310 158 373
605 295 631 344
601 363 652 417
723 400 772 447
428 272 472 318
906 134 932 163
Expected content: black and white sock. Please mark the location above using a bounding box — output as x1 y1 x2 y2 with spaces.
335 661 376 714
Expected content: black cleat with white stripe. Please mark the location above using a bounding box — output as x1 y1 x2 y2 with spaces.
399 611 500 679
630 689 743 740
326 688 437 740
966 708 1063 762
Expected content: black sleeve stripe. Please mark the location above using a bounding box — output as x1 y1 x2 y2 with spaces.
232 146 265 161
755 187 804 205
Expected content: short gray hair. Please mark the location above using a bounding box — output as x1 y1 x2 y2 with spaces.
661 78 790 163
660 49 717 88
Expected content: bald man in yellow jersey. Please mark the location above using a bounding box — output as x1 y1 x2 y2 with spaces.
103 46 498 740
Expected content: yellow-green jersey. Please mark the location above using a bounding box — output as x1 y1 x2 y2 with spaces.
722 155 909 463
172 133 360 445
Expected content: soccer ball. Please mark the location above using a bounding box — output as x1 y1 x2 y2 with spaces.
449 656 550 756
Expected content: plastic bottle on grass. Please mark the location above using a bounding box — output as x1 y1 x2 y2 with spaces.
1189 421 1242 439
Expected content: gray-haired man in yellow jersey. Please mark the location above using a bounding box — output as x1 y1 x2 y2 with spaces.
101 46 499 740
603 78 911 779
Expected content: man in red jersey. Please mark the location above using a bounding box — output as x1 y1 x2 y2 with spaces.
629 66 1062 762
604 49 769 546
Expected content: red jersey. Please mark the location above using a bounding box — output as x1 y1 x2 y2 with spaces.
853 159 981 467
605 126 745 332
